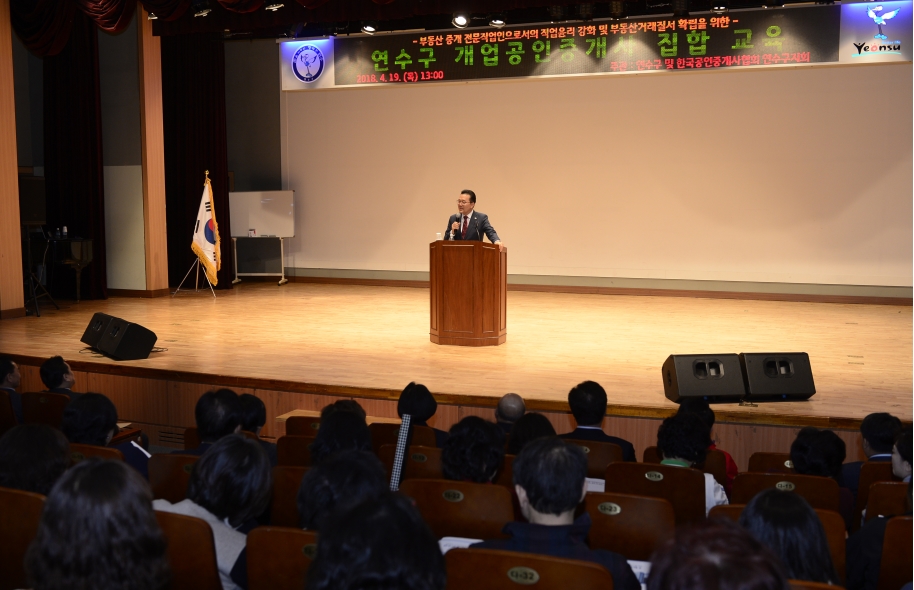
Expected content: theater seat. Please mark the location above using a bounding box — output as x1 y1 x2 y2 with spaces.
642 446 728 489
493 454 515 489
285 415 322 436
584 492 675 561
877 516 912 590
154 510 222 590
565 439 624 479
747 452 795 474
0 391 17 437
852 463 897 532
789 580 836 590
0 486 45 590
379 444 443 480
149 454 198 503
731 473 839 512
399 479 514 540
247 527 318 590
270 465 310 527
604 462 706 526
277 435 316 467
21 392 70 429
369 423 437 455
69 443 124 463
445 548 615 590
865 481 909 523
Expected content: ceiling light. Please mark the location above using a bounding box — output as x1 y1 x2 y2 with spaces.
147 12 158 20
361 23 377 34
711 0 728 13
265 2 283 11
489 17 506 28
452 13 469 28
192 0 211 17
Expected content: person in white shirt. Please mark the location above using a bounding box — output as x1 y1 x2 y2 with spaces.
656 412 728 515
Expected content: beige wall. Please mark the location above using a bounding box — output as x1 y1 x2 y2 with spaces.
280 63 912 288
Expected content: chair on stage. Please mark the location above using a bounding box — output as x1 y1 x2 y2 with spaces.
0 391 18 438
369 422 437 455
642 446 728 489
379 444 443 480
604 462 706 526
270 465 310 527
851 462 896 532
286 415 322 436
398 479 514 540
0 486 45 590
877 517 912 590
277 435 316 467
747 452 795 474
69 443 124 464
731 473 839 512
246 527 318 590
154 510 222 590
21 392 70 429
149 454 198 503
445 548 615 590
584 492 675 561
864 482 909 523
565 439 624 479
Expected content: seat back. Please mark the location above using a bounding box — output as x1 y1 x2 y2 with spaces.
247 527 318 590
0 486 45 590
270 466 310 527
154 510 222 590
604 462 707 526
642 446 662 464
565 439 624 479
865 481 909 523
493 454 516 488
69 443 125 463
21 392 70 429
277 435 316 467
286 416 322 436
643 446 728 489
379 444 443 480
748 452 795 474
0 391 18 438
369 422 437 455
398 479 514 540
852 462 897 532
149 454 199 503
445 548 614 590
584 492 675 561
877 516 912 590
789 580 838 590
184 427 257 450
731 473 839 512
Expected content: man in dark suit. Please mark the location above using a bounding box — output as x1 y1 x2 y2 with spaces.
40 355 81 401
173 388 243 456
0 356 23 424
559 380 636 462
445 189 504 251
840 412 901 499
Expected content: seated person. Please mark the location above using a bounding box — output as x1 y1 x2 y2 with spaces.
506 412 556 456
25 459 169 590
61 393 151 479
442 416 505 483
738 489 840 584
310 410 372 465
892 426 912 482
676 398 738 494
472 437 640 590
0 424 70 495
39 355 81 401
297 450 388 530
238 394 277 467
790 427 854 527
173 388 242 456
495 393 526 435
154 435 272 590
559 381 635 461
398 382 448 447
656 412 728 515
0 356 23 424
306 492 445 590
320 399 367 421
648 518 790 590
845 479 912 590
841 412 902 498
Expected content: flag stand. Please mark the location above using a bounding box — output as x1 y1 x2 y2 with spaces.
172 259 216 298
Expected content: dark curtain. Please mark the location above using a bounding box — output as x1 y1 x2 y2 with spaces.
162 34 234 290
42 12 108 300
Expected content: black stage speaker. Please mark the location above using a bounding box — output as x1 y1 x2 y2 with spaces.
662 354 746 403
94 317 157 361
739 352 816 401
80 313 115 348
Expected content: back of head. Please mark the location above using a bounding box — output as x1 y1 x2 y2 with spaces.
441 416 505 483
790 427 845 479
194 388 242 443
0 424 70 495
297 450 388 530
648 519 790 590
895 426 912 465
187 434 272 527
738 489 839 584
513 437 587 516
61 393 118 446
496 393 526 424
0 356 15 384
26 459 169 590
320 399 367 421
306 492 446 590
40 355 68 390
567 381 607 426
657 412 711 464
238 394 266 433
310 410 372 465
506 412 556 455
677 398 716 430
860 413 902 454
397 382 437 423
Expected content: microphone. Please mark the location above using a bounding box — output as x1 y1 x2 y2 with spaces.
451 212 460 240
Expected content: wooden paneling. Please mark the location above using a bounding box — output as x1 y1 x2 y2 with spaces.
18 364 43 393
261 390 341 439
85 373 169 424
0 0 24 316
166 381 254 428
355 398 399 420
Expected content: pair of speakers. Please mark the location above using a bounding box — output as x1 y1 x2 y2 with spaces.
662 353 816 403
80 313 158 361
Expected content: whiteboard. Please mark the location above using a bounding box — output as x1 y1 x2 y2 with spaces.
229 190 295 237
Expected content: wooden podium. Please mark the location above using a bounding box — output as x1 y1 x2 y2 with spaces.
430 240 507 347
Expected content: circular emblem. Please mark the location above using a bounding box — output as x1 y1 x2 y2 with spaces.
183 464 194 474
784 460 794 469
577 444 592 454
443 490 465 503
411 453 428 463
292 45 325 83
302 544 317 559
310 422 320 430
775 481 796 491
507 567 540 585
645 471 664 482
71 452 85 462
598 502 622 516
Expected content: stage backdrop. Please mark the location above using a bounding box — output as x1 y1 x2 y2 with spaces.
279 60 912 289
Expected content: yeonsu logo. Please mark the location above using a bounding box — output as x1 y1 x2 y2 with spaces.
852 40 903 55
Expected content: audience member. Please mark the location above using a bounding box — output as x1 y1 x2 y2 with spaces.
845 480 912 590
25 459 169 590
39 355 80 401
738 489 840 584
441 416 505 483
310 409 372 465
398 382 448 447
892 426 912 482
297 450 388 530
61 393 151 479
495 393 526 435
154 435 272 590
840 413 902 497
0 424 69 495
306 492 446 590
676 398 738 493
0 356 23 424
320 399 367 421
648 519 789 590
174 388 242 456
560 381 635 461
238 393 277 467
656 412 728 514
506 412 556 455
472 437 640 590
790 427 854 527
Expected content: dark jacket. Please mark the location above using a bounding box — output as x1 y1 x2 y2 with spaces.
560 427 636 462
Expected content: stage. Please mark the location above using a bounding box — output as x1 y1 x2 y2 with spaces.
1 282 910 466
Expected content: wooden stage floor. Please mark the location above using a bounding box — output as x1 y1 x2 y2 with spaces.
0 282 910 427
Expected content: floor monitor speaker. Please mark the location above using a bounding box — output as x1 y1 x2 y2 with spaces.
80 313 115 348
95 317 157 361
662 354 746 403
739 353 816 401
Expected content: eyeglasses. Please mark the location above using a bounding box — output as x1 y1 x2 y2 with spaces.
456 200 471 205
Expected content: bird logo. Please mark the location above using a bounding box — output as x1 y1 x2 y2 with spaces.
867 5 900 40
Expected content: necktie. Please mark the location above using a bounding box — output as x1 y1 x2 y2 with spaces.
461 215 468 239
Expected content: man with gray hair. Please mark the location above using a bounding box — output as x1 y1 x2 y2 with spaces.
495 393 525 435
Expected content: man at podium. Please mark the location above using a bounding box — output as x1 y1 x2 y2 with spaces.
445 190 504 251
